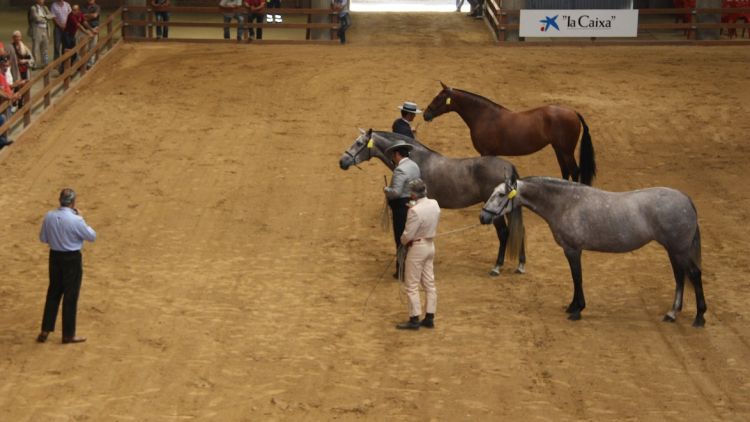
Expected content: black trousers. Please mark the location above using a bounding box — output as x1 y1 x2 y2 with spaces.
389 197 410 249
41 250 83 338
248 13 264 39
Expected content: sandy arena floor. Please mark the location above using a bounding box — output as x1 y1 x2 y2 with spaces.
1 13 750 421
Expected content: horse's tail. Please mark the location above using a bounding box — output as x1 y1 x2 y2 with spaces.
506 168 525 262
577 113 596 186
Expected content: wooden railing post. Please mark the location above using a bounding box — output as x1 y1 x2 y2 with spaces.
499 10 506 42
147 7 154 39
79 41 88 77
43 71 51 108
689 8 697 39
108 17 114 49
23 91 31 127
122 7 128 41
63 58 70 91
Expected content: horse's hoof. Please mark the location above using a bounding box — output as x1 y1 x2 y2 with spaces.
663 314 677 323
488 267 500 277
692 317 706 328
515 264 526 274
565 305 575 314
567 312 581 321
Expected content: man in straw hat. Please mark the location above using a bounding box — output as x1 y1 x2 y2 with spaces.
392 101 422 139
396 178 441 330
384 139 421 279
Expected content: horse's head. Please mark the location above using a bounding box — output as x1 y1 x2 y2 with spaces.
423 81 454 122
339 129 395 170
480 173 520 224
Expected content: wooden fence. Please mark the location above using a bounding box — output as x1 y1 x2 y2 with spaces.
485 2 750 44
0 9 123 141
120 6 341 43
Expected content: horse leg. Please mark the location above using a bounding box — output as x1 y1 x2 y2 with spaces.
516 231 526 274
663 253 685 323
553 148 571 181
563 248 585 320
687 260 707 327
489 217 508 276
553 147 579 182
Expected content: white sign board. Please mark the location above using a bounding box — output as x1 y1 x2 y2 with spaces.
520 10 639 38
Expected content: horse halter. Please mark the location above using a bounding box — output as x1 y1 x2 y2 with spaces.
426 90 452 117
481 189 517 217
344 136 373 168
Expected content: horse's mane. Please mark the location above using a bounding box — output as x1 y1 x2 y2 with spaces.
454 89 506 111
524 176 585 188
372 131 440 155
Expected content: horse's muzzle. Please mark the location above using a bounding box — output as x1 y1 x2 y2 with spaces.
339 156 352 170
423 111 433 122
479 210 495 225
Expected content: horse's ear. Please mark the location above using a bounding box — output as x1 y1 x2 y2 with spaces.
509 173 518 189
440 81 450 91
367 128 373 136
358 127 366 135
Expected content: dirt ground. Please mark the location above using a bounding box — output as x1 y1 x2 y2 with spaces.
1 12 750 421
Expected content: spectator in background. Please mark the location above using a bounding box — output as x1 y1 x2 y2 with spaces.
245 0 265 40
0 42 26 108
331 0 350 45
151 0 170 39
0 55 21 149
11 31 35 82
50 0 71 64
468 0 484 18
29 0 53 69
82 0 100 67
0 42 22 86
219 0 245 41
60 4 97 72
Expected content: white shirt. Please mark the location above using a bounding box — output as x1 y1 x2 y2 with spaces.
40 207 96 252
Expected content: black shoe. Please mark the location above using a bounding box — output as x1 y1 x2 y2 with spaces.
420 318 435 329
396 317 420 330
0 140 14 148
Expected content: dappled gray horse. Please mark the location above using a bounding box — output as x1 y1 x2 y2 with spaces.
479 175 706 327
340 129 526 276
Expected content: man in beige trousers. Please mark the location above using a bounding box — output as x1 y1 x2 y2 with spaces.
397 179 441 330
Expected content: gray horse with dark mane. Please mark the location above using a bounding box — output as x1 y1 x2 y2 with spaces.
479 175 706 327
340 129 526 275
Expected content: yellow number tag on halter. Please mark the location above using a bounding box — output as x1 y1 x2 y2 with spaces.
367 139 373 148
507 189 517 199
446 98 451 105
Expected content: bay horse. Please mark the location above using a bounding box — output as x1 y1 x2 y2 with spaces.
479 175 706 327
339 129 526 276
423 82 597 185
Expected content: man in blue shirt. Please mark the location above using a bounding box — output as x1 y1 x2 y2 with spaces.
37 188 96 344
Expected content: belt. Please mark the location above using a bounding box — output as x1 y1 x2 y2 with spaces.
413 238 433 243
50 249 81 255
